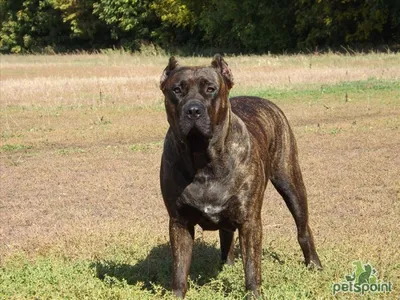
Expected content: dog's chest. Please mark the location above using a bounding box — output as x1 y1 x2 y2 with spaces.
179 176 240 229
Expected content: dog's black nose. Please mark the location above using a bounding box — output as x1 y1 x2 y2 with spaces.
185 103 203 120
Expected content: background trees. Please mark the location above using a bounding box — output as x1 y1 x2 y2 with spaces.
0 0 399 53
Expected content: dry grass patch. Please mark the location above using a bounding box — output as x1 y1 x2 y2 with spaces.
1 52 399 107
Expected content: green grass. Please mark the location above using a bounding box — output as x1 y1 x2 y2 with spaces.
0 144 32 152
0 256 157 299
1 239 397 299
55 147 86 155
0 243 326 299
129 141 163 152
231 78 400 104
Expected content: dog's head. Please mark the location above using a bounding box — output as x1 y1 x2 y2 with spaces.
160 55 234 145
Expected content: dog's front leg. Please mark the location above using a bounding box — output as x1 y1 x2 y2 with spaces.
239 218 262 299
169 218 194 298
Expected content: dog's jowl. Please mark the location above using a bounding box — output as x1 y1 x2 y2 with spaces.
159 55 322 298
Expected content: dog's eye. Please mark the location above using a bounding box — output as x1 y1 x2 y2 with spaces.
206 87 216 93
173 87 182 94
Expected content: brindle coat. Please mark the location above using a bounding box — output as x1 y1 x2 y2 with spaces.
159 55 322 298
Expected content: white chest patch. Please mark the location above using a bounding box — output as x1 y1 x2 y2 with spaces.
203 205 223 215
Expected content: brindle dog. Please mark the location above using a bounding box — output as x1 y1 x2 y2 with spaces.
159 55 322 298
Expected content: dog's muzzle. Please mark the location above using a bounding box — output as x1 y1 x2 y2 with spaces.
180 100 211 138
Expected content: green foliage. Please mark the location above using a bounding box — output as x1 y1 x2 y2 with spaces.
184 0 296 53
50 0 103 41
150 0 197 48
295 0 400 50
0 0 70 53
0 0 399 53
92 0 158 49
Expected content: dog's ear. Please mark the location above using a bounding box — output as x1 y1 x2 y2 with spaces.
211 54 234 89
160 56 179 90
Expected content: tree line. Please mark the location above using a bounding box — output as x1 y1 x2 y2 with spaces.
1 0 399 54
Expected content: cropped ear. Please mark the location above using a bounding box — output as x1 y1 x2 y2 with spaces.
160 56 179 90
211 54 234 89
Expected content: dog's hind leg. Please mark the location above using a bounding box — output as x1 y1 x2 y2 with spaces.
238 217 263 298
270 147 322 269
219 229 235 265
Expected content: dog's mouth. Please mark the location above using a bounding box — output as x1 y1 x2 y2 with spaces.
179 117 212 140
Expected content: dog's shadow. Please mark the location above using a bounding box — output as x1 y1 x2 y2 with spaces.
91 241 223 293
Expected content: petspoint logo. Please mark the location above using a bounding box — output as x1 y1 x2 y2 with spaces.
332 261 393 295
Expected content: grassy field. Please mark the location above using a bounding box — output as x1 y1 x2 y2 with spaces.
1 52 399 299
